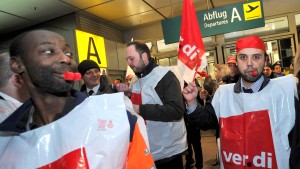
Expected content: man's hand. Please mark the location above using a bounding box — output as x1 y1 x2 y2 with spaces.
116 83 132 98
182 82 198 106
199 89 209 101
133 104 140 114
293 76 299 85
116 83 130 92
218 80 225 86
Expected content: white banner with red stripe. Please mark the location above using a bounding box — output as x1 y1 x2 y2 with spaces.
212 75 296 169
177 0 207 83
0 93 132 169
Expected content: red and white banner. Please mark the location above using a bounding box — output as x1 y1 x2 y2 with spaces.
220 110 277 169
177 0 207 83
0 93 153 169
212 75 296 169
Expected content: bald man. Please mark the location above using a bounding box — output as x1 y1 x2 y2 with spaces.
0 52 29 122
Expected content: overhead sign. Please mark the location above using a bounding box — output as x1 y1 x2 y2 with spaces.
75 30 107 67
161 0 264 44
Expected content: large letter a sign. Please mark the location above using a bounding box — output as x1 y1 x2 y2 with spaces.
75 30 107 67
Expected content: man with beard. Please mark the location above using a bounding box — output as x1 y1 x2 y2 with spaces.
117 41 186 169
0 30 154 169
183 36 299 169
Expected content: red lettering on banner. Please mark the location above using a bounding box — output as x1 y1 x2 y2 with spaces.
38 147 90 169
223 151 273 168
107 120 113 128
97 119 107 130
220 110 277 169
177 0 206 73
178 37 205 70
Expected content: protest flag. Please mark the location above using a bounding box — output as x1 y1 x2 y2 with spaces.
177 0 207 83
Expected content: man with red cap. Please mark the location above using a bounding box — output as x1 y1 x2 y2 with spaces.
222 55 240 84
183 35 300 169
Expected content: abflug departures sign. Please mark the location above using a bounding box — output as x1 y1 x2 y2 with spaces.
161 0 265 44
199 0 264 37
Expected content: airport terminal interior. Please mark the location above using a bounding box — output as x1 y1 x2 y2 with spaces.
0 0 299 80
0 0 300 168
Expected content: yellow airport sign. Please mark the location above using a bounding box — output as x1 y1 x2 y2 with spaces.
75 30 107 67
243 1 262 21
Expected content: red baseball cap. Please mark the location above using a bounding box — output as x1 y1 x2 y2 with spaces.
227 56 236 64
236 35 266 54
126 74 134 79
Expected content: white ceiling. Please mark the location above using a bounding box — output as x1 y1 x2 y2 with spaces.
0 0 299 37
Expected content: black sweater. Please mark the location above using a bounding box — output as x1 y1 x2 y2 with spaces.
136 58 185 122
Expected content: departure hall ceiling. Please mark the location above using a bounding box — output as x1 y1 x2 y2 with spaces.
0 0 299 36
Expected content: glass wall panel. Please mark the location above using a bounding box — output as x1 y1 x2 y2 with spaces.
224 17 289 42
223 37 294 71
169 57 177 66
295 13 300 42
158 58 170 66
296 13 300 26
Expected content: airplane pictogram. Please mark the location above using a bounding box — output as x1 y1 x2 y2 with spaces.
246 5 259 13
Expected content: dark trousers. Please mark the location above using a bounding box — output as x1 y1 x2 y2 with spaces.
185 125 203 169
155 154 183 169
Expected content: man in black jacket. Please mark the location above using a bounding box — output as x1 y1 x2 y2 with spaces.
118 40 187 169
183 35 300 169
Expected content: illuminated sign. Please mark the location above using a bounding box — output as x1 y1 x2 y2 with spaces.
161 0 264 44
243 1 263 21
75 30 107 67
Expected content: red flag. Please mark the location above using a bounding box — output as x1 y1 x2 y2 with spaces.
177 0 207 82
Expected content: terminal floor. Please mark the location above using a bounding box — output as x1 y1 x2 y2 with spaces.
183 129 220 169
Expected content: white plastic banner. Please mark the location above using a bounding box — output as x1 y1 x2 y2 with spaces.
0 93 132 169
212 75 296 169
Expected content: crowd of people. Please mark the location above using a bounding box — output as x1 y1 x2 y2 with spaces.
0 30 299 169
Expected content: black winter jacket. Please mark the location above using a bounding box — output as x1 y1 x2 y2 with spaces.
135 58 185 122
